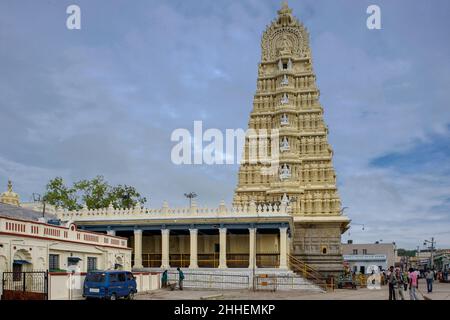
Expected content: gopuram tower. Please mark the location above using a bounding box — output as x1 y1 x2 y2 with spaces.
233 3 350 275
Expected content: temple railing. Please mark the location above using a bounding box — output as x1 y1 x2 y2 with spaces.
56 200 291 221
288 254 330 291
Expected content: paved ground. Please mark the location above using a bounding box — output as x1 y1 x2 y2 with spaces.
136 282 450 300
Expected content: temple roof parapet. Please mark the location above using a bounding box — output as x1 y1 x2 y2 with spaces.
56 200 292 221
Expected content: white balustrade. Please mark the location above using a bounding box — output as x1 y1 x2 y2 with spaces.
55 200 290 222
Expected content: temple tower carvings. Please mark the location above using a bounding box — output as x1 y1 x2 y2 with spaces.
233 3 350 275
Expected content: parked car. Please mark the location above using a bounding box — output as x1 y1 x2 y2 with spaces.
83 270 137 300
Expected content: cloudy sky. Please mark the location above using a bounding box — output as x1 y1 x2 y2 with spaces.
1 0 449 249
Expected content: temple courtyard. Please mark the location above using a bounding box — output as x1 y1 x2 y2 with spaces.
136 283 450 300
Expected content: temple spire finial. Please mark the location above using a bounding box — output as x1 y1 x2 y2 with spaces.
279 1 292 14
1 179 20 206
277 1 293 25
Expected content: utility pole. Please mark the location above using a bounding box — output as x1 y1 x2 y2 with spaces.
33 193 46 218
424 237 436 269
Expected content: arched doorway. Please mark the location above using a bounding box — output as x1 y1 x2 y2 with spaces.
11 249 32 284
12 249 33 274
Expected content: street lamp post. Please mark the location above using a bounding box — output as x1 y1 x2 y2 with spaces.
184 192 198 207
424 237 436 269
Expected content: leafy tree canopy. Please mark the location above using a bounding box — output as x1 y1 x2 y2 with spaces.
397 249 417 257
43 176 147 210
42 177 79 210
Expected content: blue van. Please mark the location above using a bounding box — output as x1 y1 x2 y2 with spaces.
83 271 137 300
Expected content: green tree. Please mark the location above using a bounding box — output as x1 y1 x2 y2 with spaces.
74 176 112 209
43 176 147 210
397 249 417 257
43 177 80 210
109 184 147 209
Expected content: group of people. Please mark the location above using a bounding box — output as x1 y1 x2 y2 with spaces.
386 266 435 300
161 267 185 290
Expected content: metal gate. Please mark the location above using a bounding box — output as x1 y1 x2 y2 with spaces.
254 274 277 291
1 271 48 300
167 271 249 290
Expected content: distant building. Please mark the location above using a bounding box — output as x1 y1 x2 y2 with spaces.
434 250 450 272
342 241 397 274
412 249 450 271
414 250 432 269
0 203 131 275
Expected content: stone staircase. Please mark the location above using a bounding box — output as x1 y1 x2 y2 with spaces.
287 254 330 292
265 269 325 292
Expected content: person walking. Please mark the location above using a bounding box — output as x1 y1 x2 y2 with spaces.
388 266 397 300
395 268 405 300
402 270 409 291
425 268 434 293
177 267 184 290
408 268 419 300
161 269 168 288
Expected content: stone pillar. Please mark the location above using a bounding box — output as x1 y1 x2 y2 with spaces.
161 229 170 269
248 228 257 269
106 230 116 236
218 228 227 269
133 229 143 269
189 229 198 269
279 227 288 269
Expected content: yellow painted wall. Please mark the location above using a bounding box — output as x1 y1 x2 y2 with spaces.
141 233 279 254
